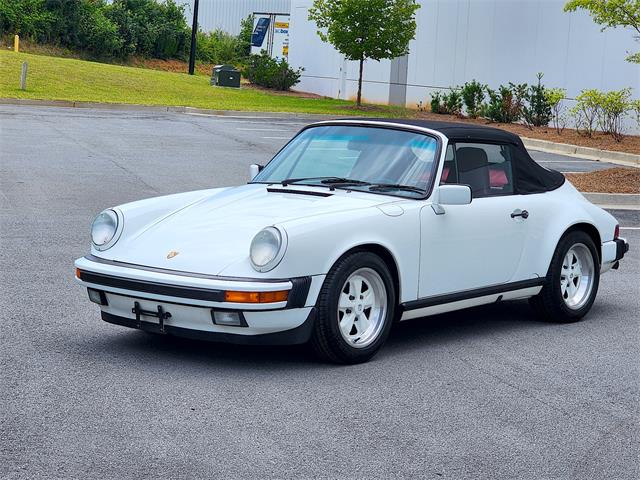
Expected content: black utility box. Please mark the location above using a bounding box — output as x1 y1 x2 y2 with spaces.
211 64 240 88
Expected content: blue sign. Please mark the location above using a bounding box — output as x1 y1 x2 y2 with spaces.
251 17 270 47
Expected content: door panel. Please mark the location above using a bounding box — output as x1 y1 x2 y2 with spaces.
418 196 528 297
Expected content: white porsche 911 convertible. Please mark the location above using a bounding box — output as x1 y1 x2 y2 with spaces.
75 119 629 364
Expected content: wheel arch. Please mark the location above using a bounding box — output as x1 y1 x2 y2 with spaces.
336 243 401 304
561 222 602 261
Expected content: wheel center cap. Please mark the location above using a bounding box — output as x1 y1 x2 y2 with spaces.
358 304 363 312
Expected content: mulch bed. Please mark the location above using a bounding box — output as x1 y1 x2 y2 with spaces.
565 168 640 194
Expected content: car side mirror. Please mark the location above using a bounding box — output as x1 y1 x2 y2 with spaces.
432 185 472 215
439 184 472 205
249 164 263 181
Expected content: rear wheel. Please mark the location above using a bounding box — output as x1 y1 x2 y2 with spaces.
529 231 600 323
311 252 395 364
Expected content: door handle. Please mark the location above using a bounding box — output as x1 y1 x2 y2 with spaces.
511 209 529 219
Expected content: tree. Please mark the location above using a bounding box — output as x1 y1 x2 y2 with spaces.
564 0 640 63
308 0 420 106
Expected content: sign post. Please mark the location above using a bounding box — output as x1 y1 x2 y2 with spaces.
20 62 28 90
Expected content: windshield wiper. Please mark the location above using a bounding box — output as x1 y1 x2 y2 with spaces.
367 183 427 194
281 176 370 187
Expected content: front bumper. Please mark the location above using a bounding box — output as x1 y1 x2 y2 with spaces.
75 255 324 344
601 237 629 273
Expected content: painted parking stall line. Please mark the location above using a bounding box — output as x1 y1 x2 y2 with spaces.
236 128 295 132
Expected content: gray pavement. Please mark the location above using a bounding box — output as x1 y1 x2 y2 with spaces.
1 105 638 480
527 150 618 173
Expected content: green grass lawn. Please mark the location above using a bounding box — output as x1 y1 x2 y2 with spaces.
0 50 412 117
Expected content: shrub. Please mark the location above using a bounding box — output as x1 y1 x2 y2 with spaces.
430 91 444 114
77 2 122 58
0 0 188 59
429 89 462 115
443 88 463 116
570 89 604 137
483 83 528 123
598 88 632 141
460 80 486 118
236 14 253 60
523 72 552 127
545 88 567 134
195 29 242 65
570 88 635 141
0 0 56 41
106 0 189 59
242 52 303 90
633 99 640 129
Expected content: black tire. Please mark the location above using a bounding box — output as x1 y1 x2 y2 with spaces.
529 230 600 323
310 251 396 364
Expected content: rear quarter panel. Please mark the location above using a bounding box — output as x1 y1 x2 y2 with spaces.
514 181 617 280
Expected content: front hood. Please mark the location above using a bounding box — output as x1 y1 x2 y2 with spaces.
101 184 392 275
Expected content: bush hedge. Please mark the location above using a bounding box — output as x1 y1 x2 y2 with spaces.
0 0 253 65
428 75 638 142
1 0 189 59
242 52 303 91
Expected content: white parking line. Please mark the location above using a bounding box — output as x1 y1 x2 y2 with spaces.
262 136 291 140
237 128 291 132
183 112 308 124
620 227 640 230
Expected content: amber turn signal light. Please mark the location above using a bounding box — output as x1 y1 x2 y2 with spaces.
75 268 82 278
224 290 289 303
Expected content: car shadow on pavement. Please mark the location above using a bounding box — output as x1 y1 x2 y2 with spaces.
385 299 545 353
80 299 556 369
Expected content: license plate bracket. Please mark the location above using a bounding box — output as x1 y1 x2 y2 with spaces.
131 301 172 334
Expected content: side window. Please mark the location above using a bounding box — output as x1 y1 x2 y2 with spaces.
453 142 514 198
440 144 458 185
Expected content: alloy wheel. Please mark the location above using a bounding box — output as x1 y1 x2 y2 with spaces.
337 268 388 348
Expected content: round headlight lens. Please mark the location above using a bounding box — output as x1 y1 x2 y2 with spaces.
91 209 119 248
250 227 284 271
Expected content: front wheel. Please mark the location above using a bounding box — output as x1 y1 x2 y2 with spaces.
311 252 396 364
529 230 600 323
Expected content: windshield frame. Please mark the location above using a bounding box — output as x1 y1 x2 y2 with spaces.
249 121 444 200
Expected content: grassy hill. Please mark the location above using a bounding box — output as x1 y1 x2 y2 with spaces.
0 51 410 116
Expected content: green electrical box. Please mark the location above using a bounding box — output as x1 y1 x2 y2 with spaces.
211 65 240 88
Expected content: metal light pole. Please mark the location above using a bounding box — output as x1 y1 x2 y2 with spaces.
188 0 200 75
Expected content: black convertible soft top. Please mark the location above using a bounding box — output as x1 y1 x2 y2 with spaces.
336 118 566 195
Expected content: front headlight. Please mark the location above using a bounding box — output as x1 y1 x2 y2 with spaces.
91 209 120 250
250 226 287 272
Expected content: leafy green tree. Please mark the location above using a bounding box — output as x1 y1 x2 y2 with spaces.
236 14 253 60
308 0 420 106
564 0 640 62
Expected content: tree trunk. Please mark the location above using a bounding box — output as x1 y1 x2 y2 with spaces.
357 57 364 107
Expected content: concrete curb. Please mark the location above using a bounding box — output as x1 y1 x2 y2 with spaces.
583 192 640 210
0 97 340 120
522 137 640 168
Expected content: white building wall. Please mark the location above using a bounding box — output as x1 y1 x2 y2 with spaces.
289 0 639 129
178 0 290 34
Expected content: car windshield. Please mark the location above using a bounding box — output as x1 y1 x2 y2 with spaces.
252 125 440 198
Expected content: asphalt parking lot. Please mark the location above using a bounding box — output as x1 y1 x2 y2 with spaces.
1 105 638 480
